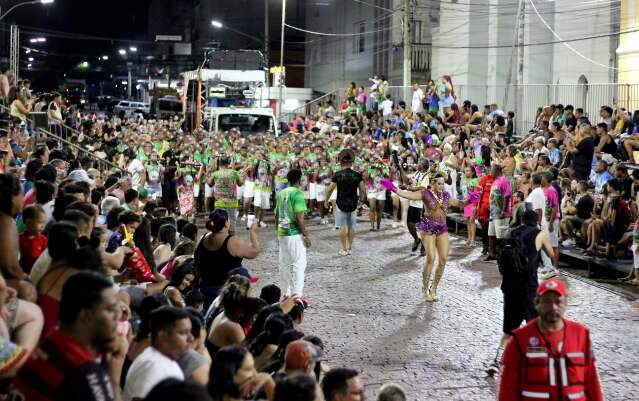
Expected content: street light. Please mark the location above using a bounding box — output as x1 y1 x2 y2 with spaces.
129 46 137 52
0 0 55 22
118 49 127 55
102 55 109 60
28 57 33 61
211 19 264 47
29 37 46 43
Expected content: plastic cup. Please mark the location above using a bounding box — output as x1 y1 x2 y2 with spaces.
247 214 255 229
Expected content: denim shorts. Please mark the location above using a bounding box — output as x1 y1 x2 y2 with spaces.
336 209 357 229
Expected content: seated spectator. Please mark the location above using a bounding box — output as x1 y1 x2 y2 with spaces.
185 290 206 312
560 181 594 247
207 283 247 357
107 210 140 253
154 224 177 267
18 205 48 274
177 308 211 385
321 368 367 401
594 122 620 160
274 374 322 401
247 312 293 371
260 284 282 305
145 378 212 401
163 260 196 308
590 160 612 193
261 329 306 374
274 339 323 383
124 306 193 401
208 345 275 401
377 383 407 401
122 188 139 213
0 272 43 378
13 271 126 401
159 238 195 280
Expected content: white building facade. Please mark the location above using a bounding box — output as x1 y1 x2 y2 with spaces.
304 0 622 111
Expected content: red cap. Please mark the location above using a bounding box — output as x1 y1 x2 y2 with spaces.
536 278 568 297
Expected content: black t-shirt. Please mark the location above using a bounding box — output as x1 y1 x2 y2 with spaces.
332 168 363 213
573 137 594 180
575 194 594 219
56 362 116 401
565 115 577 131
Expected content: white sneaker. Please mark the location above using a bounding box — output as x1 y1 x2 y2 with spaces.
391 222 398 228
259 221 267 228
542 270 559 279
338 249 349 256
241 215 247 222
561 239 575 247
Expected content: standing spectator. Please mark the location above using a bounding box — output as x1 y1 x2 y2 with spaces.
324 149 366 256
488 210 555 375
380 94 393 122
566 123 595 181
498 278 604 401
411 83 424 115
124 306 193 401
275 169 310 296
12 271 127 401
0 67 12 105
194 209 260 306
485 164 511 261
541 171 560 277
47 93 64 138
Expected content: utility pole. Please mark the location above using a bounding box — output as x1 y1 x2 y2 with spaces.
503 0 524 110
402 0 412 102
265 0 269 70
10 25 19 82
277 0 286 121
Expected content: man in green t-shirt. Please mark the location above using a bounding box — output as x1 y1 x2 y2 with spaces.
275 169 311 296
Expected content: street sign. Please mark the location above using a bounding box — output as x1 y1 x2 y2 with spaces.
269 66 286 74
155 35 182 42
208 86 226 98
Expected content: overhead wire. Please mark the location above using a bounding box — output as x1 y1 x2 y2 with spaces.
526 0 617 70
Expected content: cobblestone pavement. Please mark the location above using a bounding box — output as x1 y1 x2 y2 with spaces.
238 216 639 401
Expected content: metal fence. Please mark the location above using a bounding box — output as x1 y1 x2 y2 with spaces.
324 83 639 134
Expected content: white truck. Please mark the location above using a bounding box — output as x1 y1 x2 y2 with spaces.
205 107 279 137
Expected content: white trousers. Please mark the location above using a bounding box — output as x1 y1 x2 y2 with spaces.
278 234 307 296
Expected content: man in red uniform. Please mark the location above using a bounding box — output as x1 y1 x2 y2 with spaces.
498 278 604 401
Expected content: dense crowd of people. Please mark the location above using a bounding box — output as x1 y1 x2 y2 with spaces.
0 67 627 400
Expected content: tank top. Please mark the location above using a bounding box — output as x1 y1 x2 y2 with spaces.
195 233 243 288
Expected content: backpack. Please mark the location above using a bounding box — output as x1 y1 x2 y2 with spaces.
497 227 532 276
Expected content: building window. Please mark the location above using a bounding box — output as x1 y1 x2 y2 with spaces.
353 21 365 54
412 20 422 43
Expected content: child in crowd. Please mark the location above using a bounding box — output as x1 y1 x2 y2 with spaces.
18 205 48 274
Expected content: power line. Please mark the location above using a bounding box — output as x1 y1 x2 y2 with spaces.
527 0 617 70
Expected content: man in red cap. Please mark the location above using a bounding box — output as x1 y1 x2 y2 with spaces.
498 278 604 401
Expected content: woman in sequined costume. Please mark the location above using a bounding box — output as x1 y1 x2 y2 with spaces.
388 173 465 302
